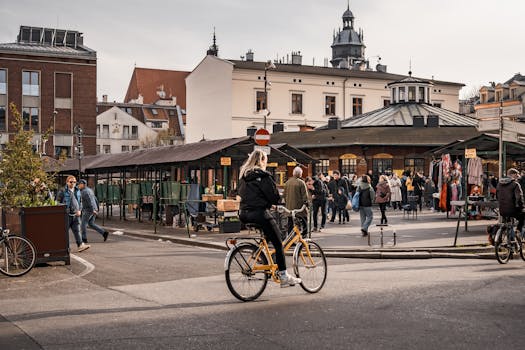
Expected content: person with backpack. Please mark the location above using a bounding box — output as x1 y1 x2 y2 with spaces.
57 175 90 252
78 179 109 243
358 175 375 236
311 173 328 231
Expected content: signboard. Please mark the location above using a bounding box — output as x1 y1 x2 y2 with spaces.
267 162 278 168
254 128 270 146
477 119 499 132
502 130 518 142
465 148 477 159
504 120 525 136
476 104 523 119
220 157 231 166
287 162 297 167
253 145 271 155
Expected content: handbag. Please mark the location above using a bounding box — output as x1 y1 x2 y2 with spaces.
345 199 352 210
351 191 360 211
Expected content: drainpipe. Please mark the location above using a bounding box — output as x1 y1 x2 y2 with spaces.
343 78 349 120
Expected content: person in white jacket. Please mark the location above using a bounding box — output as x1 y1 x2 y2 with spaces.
389 173 403 210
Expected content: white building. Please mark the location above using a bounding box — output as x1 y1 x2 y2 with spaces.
185 54 463 143
96 106 159 154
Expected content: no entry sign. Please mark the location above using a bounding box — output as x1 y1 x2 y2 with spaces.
254 128 270 146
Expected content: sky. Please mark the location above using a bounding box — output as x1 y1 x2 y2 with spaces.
1 0 523 102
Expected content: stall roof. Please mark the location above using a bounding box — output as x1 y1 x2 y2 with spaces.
56 137 315 173
430 133 525 159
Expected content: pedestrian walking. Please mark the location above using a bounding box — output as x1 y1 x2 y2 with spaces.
375 175 391 225
78 179 109 243
311 173 328 231
389 173 402 210
57 175 90 252
335 187 349 224
328 170 349 223
283 166 309 237
358 175 375 236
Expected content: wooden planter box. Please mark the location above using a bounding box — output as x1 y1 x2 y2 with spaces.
219 220 241 233
2 205 70 265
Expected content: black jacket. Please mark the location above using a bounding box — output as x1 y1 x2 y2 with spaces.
497 177 524 217
312 179 328 202
238 169 280 211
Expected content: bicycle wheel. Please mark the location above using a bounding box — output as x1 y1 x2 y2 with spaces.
293 240 327 293
0 235 36 277
495 229 511 264
225 243 268 302
518 233 525 261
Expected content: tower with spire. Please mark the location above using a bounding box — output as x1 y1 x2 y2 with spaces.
330 2 366 68
206 28 219 56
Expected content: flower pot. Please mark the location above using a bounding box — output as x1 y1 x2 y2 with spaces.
2 205 70 265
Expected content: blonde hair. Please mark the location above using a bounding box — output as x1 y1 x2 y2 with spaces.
239 150 267 179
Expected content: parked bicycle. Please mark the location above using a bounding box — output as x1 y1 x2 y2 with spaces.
0 228 36 277
494 217 525 264
224 205 327 302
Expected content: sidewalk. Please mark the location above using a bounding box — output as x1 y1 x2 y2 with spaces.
97 208 495 259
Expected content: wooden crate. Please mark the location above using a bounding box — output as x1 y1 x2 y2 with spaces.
201 194 223 202
217 199 240 212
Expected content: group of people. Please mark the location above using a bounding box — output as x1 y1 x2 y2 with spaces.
58 175 109 252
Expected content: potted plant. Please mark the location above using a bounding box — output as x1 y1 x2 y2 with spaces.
0 103 69 265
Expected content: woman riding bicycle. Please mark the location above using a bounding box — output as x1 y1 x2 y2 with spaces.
237 149 301 287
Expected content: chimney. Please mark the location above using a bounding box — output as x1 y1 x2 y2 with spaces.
272 122 284 133
291 51 302 65
102 94 108 103
246 49 254 62
327 117 341 129
427 115 439 127
413 115 424 128
376 64 387 73
246 126 257 136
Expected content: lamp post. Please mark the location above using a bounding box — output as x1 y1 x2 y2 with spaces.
73 124 84 178
263 60 276 130
498 100 504 181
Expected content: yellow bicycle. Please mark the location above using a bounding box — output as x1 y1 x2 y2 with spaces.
224 205 327 302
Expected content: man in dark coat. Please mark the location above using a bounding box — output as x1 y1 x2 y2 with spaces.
497 168 524 234
311 173 328 231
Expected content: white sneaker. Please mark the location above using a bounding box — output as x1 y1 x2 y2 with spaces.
280 271 301 288
78 243 91 252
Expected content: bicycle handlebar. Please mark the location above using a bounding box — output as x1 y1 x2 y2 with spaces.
275 205 308 218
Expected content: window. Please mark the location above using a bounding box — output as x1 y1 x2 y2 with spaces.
316 159 330 175
121 145 129 152
151 108 158 115
404 158 425 175
432 102 442 108
495 91 502 102
102 124 109 138
256 91 266 111
22 71 39 96
383 99 390 107
0 106 5 131
399 87 405 101
22 107 39 131
510 88 516 100
132 145 139 151
131 125 138 139
480 92 487 104
372 158 393 175
123 125 130 139
0 69 6 94
103 145 111 154
96 125 100 137
325 96 336 115
340 158 357 174
418 86 425 103
55 73 71 98
96 145 100 154
352 97 363 115
291 93 303 114
168 109 176 116
150 121 163 128
55 146 70 158
408 86 416 102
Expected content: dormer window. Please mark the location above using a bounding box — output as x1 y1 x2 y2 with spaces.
151 108 158 115
495 90 502 102
510 88 517 100
480 92 487 103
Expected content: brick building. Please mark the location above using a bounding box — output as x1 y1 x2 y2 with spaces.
0 26 97 157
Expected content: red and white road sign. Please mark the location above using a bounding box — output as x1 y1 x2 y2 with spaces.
254 128 270 146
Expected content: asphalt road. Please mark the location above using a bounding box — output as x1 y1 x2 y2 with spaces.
1 233 525 349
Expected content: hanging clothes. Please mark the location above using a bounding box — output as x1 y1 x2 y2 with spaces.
467 157 483 186
450 182 459 215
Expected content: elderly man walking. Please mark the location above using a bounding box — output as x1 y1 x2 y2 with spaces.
283 166 309 237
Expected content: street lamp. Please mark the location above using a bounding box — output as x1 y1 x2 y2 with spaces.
73 124 84 178
263 60 276 130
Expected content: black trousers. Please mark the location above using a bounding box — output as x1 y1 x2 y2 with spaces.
312 200 326 228
379 203 388 223
239 209 286 271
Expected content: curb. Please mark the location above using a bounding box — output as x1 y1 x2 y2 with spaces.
120 230 495 260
